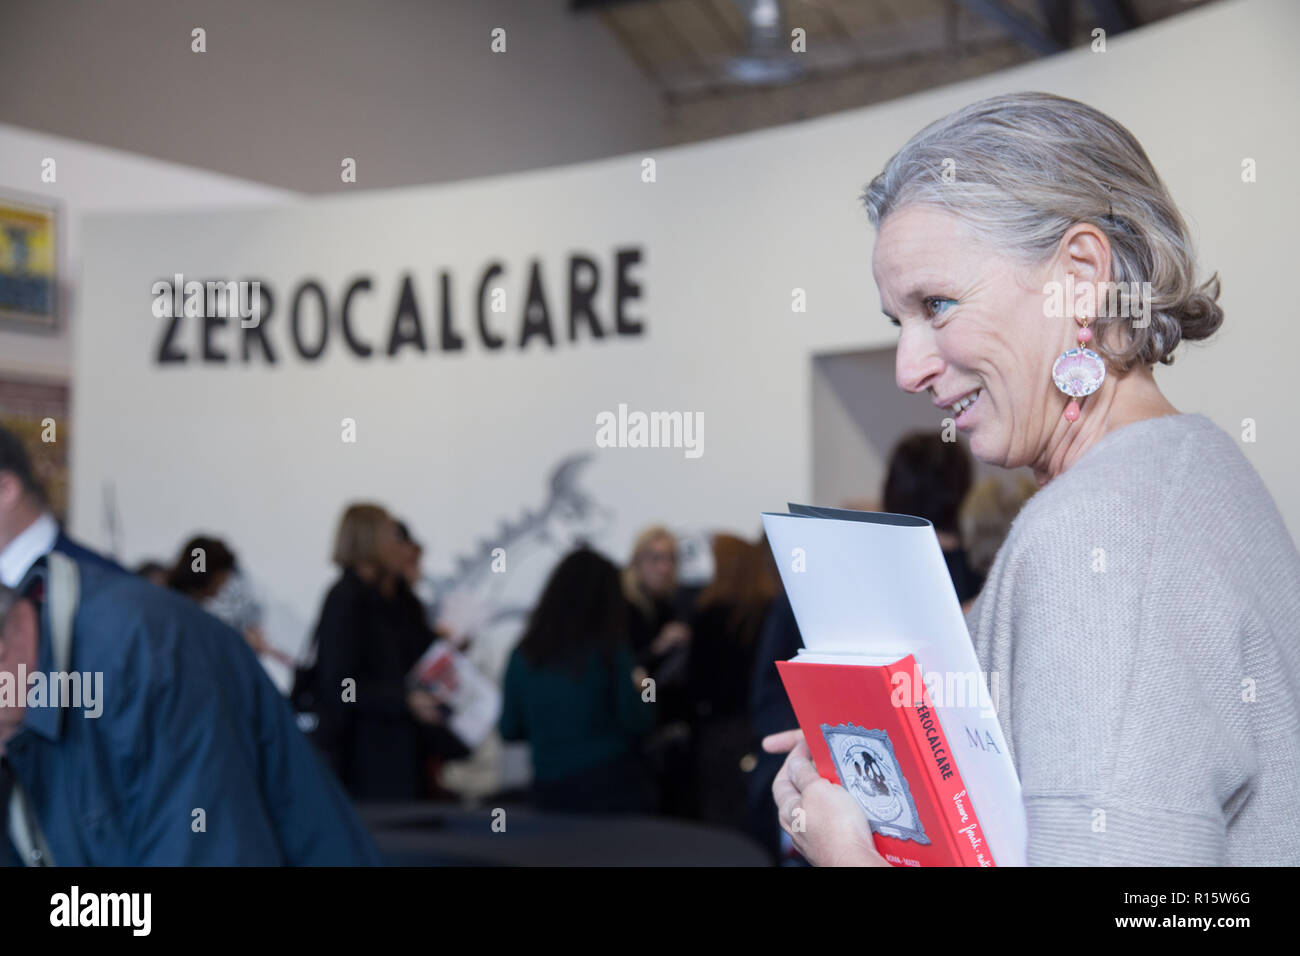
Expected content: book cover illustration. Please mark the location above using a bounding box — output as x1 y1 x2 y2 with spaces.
822 723 929 846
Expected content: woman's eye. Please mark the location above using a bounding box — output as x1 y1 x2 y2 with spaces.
924 296 955 317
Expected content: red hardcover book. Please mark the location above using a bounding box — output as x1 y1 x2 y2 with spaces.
776 653 995 867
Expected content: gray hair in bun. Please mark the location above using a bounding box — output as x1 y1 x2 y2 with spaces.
861 91 1223 371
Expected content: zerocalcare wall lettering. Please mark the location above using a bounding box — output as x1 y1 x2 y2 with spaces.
151 248 646 365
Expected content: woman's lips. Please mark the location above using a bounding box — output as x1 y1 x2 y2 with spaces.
954 388 981 426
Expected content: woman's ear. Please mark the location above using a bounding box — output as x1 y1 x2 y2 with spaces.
1058 222 1113 290
0 471 23 512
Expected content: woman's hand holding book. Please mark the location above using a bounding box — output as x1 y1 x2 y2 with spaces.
763 728 891 867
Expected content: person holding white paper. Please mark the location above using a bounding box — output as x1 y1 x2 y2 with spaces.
767 91 1300 867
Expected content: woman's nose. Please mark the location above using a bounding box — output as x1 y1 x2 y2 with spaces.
895 329 943 394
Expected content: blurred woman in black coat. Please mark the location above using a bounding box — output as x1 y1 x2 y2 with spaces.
687 533 778 829
310 503 465 802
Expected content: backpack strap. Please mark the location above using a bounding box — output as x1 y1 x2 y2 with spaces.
47 549 78 674
7 550 79 866
8 775 54 866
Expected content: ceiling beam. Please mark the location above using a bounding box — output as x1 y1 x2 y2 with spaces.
1087 0 1140 34
1037 0 1072 48
570 0 656 11
958 0 1065 55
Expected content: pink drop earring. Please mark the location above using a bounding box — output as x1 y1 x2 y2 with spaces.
1052 318 1106 423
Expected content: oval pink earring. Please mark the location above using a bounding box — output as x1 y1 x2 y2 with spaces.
1052 319 1105 423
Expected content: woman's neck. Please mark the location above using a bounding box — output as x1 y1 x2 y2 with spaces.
353 562 393 594
1031 363 1179 486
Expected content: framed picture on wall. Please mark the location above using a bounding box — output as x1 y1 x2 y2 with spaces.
0 191 60 331
0 375 71 523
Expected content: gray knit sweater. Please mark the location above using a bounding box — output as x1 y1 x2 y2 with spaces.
965 413 1300 865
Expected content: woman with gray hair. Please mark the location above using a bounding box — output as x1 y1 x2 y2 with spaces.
765 92 1300 866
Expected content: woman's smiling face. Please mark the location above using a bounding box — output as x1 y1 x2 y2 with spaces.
873 203 1065 469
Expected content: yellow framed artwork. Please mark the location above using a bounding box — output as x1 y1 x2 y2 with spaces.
0 193 59 331
0 376 71 523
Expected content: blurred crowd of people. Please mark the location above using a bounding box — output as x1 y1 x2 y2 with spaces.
493 429 1036 863
1 422 1034 864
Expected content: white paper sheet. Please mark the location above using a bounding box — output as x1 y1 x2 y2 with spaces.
411 639 502 750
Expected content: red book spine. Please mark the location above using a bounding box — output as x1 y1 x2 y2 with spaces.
887 657 995 867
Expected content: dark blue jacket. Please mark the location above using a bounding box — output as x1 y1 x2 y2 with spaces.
51 530 127 578
3 555 382 865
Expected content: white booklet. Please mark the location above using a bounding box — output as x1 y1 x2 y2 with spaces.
762 503 1028 866
410 639 502 750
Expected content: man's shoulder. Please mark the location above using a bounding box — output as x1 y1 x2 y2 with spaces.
73 567 240 671
78 568 191 625
52 532 128 576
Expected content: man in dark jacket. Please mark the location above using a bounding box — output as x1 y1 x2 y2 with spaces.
0 425 126 588
0 550 381 865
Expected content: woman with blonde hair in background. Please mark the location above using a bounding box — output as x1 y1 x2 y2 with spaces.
622 524 694 814
308 503 466 801
623 525 690 667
